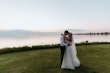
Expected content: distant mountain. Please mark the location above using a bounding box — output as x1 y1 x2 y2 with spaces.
67 29 90 33
0 30 60 38
0 29 86 38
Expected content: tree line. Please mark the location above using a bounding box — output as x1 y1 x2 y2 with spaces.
74 32 110 35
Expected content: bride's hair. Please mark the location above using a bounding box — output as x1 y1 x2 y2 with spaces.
68 33 72 38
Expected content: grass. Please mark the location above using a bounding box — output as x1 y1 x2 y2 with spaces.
0 44 110 73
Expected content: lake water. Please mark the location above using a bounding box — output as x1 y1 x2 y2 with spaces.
0 35 110 49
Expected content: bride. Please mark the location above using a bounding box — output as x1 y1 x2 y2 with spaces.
61 32 80 70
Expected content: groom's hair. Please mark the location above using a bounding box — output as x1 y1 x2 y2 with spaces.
64 30 69 33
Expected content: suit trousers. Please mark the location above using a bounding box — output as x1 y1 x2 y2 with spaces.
60 46 66 65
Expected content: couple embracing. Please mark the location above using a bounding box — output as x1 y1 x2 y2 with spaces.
60 30 80 70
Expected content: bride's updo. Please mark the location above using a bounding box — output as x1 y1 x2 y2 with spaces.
68 33 73 42
68 33 72 37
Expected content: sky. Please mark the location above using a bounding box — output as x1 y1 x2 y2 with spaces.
0 0 110 32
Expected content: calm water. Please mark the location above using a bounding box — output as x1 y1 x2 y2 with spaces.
0 35 110 49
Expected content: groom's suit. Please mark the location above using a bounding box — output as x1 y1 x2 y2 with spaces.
60 35 68 64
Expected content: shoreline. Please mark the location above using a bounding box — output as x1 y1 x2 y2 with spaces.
0 42 110 54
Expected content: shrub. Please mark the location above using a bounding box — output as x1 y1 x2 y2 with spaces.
0 42 109 54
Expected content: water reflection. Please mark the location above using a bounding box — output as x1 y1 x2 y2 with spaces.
0 35 110 49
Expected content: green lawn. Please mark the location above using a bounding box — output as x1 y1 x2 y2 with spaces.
0 44 110 73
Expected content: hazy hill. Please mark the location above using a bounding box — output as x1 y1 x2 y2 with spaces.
0 30 60 38
0 29 85 38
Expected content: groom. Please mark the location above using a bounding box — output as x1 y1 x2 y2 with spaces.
60 30 69 64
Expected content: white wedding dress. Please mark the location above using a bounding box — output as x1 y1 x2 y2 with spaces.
61 37 80 70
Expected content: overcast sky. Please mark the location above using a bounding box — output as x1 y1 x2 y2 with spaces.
0 0 110 32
